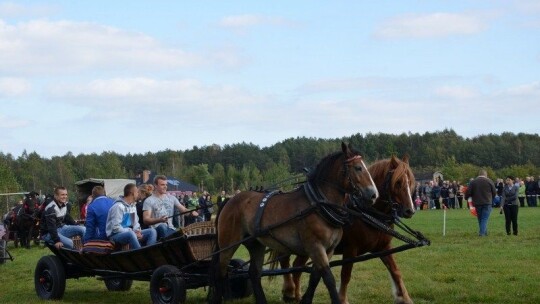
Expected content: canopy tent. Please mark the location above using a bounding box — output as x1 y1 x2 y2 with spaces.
165 177 198 192
135 172 198 193
75 178 135 202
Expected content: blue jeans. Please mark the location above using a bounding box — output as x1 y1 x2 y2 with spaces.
42 225 86 249
476 204 492 236
110 228 157 249
155 223 176 239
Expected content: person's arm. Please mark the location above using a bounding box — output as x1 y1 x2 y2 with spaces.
142 209 167 226
64 211 77 226
44 208 61 243
106 205 129 236
175 200 198 217
83 206 96 243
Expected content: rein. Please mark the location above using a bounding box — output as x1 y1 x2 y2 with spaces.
303 181 349 227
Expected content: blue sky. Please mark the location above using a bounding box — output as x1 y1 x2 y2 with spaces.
0 1 539 158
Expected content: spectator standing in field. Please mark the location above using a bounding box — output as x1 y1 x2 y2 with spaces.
517 180 526 207
466 169 497 236
217 190 229 208
458 182 466 209
423 181 433 209
525 177 536 207
500 176 519 236
184 192 200 226
440 181 449 209
83 186 114 243
143 175 197 238
431 181 441 209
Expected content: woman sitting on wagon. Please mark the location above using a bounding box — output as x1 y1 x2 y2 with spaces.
106 183 157 249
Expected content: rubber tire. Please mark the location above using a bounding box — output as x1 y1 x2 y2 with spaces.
227 258 253 299
34 255 66 300
150 265 186 304
104 278 133 291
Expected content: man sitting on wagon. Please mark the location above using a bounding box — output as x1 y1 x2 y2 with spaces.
83 186 114 243
106 183 157 249
143 175 198 239
40 186 86 249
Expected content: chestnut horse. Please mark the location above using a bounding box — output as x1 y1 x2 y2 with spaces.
211 143 379 304
278 155 416 304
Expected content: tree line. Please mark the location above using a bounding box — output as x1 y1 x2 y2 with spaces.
1 129 540 215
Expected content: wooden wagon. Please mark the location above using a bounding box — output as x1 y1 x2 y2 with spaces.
34 221 251 303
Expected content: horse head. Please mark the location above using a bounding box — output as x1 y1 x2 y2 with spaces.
23 191 39 214
373 155 416 218
340 142 379 204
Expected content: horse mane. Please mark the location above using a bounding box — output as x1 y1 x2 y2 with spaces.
369 157 414 189
307 148 358 183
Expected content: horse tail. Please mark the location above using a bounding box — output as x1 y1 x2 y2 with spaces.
266 249 281 281
210 195 231 303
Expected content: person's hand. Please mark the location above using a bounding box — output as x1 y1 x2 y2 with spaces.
54 241 63 249
192 211 198 217
161 216 167 223
135 230 143 239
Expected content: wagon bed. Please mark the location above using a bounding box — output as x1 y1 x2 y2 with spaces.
34 221 252 303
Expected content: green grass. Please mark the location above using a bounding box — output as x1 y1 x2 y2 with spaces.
1 207 539 303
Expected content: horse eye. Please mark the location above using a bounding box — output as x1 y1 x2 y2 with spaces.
354 165 362 172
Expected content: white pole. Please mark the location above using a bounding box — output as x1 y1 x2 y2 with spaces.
443 206 447 236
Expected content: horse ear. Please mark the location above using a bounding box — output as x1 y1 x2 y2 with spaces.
341 142 349 154
390 155 400 168
402 154 410 164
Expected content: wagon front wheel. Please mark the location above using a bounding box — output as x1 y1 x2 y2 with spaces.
34 255 66 300
150 265 186 304
228 258 253 299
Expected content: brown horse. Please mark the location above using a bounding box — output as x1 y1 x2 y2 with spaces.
211 143 379 304
278 155 416 304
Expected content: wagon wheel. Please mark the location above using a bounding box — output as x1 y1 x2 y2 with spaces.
104 277 133 291
150 265 186 304
227 258 253 299
34 255 66 300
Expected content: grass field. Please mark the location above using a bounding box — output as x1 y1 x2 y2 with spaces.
1 207 539 304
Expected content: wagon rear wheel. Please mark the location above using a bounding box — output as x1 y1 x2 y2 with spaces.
34 255 66 300
227 258 253 299
150 265 186 304
104 277 133 291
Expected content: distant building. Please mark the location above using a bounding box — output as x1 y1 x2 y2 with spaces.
414 171 444 186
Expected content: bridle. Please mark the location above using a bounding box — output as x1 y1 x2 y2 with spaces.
341 154 370 197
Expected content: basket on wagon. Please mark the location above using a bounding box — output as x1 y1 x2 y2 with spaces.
183 220 215 261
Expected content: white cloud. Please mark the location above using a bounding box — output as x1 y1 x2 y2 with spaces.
0 2 56 18
503 81 540 98
0 18 233 75
218 14 294 31
0 114 29 128
46 77 267 123
374 12 489 39
434 85 479 99
0 77 30 97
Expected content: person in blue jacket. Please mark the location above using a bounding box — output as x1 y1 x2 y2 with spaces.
83 186 114 243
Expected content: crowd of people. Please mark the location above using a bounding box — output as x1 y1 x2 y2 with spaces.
412 175 540 211
40 175 238 251
412 171 539 237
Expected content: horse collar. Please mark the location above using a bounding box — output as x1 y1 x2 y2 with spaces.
303 181 349 227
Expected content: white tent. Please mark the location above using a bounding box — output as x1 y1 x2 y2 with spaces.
75 178 135 200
